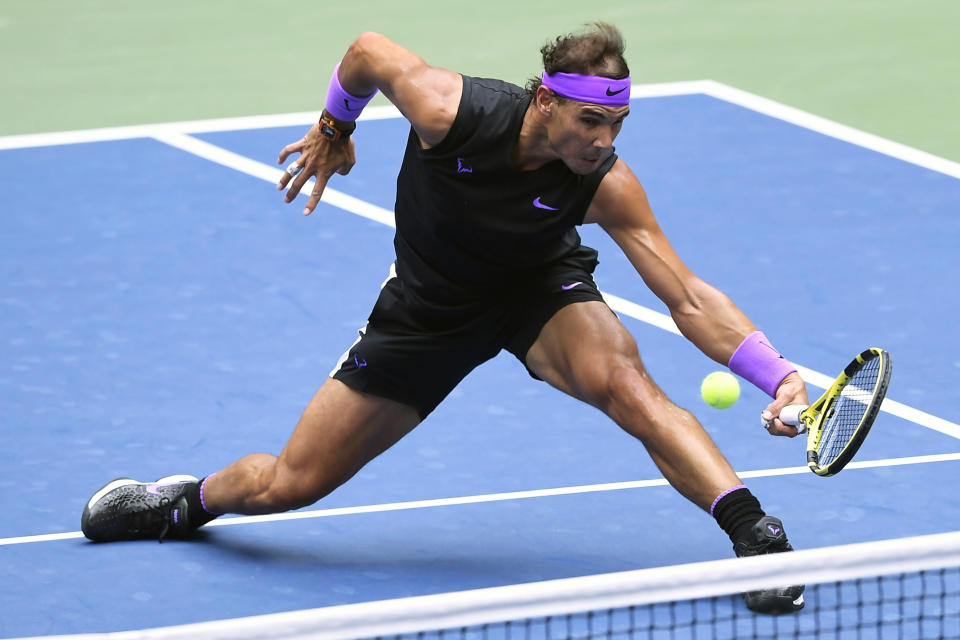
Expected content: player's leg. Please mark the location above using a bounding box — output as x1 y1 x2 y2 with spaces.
202 378 420 515
524 300 738 509
82 268 497 543
522 300 803 613
81 379 420 542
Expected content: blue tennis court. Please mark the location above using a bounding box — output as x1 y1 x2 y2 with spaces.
1 84 959 638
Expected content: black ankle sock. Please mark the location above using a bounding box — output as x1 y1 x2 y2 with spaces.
184 476 220 529
712 486 766 545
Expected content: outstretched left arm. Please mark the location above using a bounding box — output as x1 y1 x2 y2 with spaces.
585 159 808 434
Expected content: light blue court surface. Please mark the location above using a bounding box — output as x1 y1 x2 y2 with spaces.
1 89 959 638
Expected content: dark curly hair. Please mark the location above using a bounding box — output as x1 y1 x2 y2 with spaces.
525 22 630 101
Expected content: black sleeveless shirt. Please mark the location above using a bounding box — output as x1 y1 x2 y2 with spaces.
392 75 617 306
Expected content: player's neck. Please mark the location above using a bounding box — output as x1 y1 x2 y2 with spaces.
512 103 557 171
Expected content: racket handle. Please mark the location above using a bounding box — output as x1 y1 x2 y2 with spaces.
760 404 809 433
778 405 807 426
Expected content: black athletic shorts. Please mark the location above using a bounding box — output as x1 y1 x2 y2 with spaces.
331 246 607 419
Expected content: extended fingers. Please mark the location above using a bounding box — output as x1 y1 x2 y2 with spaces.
277 138 305 165
303 173 332 216
277 139 306 190
284 168 314 203
766 421 799 437
762 410 800 438
277 126 352 214
278 158 305 190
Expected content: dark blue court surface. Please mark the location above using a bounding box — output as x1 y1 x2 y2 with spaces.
1 91 959 638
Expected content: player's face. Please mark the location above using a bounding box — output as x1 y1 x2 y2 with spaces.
550 101 630 174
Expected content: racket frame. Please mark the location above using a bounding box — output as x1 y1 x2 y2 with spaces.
803 347 892 476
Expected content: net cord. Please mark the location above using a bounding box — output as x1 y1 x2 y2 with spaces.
13 529 960 640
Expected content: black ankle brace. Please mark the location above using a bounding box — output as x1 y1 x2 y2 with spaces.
711 486 766 545
184 477 220 529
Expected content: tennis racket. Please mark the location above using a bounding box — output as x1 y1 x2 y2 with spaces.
770 348 892 477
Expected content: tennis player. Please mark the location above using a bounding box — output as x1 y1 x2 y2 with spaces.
82 24 808 614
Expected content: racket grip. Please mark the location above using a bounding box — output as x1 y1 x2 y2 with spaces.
778 405 807 427
760 404 809 433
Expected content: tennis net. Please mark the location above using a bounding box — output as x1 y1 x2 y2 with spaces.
20 530 960 640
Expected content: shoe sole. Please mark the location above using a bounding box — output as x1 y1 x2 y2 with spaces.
744 591 805 614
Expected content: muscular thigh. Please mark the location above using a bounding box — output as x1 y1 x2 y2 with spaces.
524 301 643 405
276 378 422 492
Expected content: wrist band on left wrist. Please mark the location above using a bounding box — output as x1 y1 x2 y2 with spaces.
325 61 378 122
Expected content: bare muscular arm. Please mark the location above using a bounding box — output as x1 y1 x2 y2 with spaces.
277 32 463 214
585 159 808 433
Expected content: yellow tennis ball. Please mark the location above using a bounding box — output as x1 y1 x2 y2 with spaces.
701 371 740 409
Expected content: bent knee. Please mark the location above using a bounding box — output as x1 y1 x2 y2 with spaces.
590 362 672 430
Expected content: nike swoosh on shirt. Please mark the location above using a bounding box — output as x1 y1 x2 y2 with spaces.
533 197 559 211
561 282 584 291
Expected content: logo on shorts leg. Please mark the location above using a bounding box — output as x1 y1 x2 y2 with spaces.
354 354 367 368
456 158 473 174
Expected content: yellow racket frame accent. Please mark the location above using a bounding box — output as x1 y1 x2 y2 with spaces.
803 347 892 476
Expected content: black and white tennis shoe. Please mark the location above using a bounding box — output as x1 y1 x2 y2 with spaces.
81 475 198 542
733 516 805 614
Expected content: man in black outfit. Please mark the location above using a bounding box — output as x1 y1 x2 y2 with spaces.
82 24 809 614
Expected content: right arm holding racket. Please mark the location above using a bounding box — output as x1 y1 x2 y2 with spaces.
598 186 895 462
276 32 463 216
591 176 893 464
591 174 810 437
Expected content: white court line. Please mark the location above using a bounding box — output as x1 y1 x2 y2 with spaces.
0 105 402 151
604 291 960 439
698 81 960 180
0 81 704 150
4 451 960 547
3 79 960 181
149 132 395 228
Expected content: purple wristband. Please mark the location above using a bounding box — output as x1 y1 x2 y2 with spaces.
325 62 378 122
728 331 797 398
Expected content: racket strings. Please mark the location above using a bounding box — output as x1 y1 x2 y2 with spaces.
817 357 883 465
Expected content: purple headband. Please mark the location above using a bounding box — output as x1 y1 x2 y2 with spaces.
541 71 631 106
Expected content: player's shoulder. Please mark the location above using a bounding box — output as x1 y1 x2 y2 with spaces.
596 157 644 201
458 76 529 114
428 76 529 155
585 158 653 226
